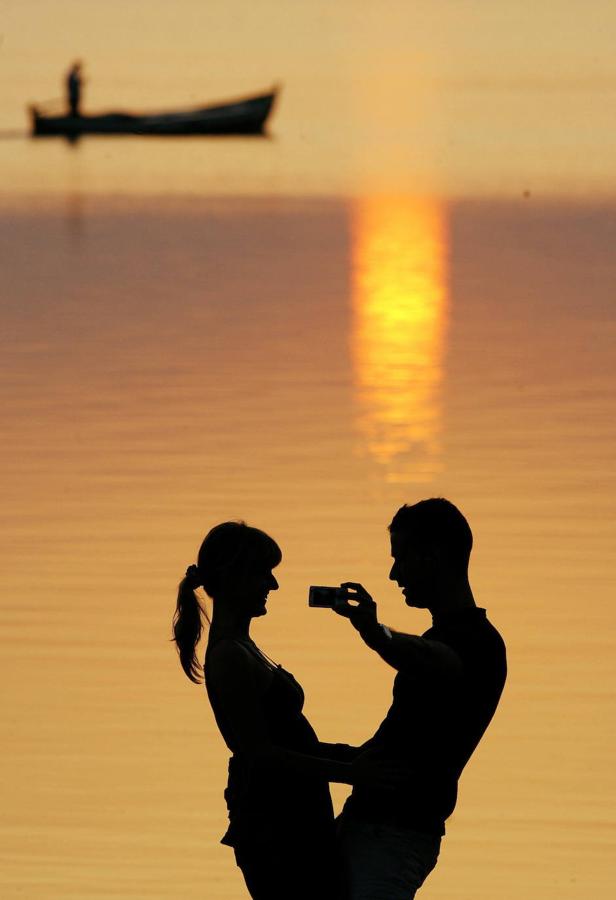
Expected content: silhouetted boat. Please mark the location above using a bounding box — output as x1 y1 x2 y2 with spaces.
30 88 278 137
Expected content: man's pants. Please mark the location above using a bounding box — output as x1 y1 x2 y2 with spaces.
337 814 441 900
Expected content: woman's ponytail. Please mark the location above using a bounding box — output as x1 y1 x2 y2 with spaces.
172 570 205 684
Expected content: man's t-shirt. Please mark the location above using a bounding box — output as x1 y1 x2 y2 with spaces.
344 607 507 835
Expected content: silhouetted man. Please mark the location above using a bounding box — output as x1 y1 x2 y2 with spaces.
334 498 507 899
66 62 82 117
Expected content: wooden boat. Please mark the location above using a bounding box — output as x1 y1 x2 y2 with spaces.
30 88 278 137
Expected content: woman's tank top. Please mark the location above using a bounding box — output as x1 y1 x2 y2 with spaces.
204 639 334 847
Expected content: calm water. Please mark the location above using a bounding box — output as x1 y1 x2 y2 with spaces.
2 2 616 898
2 193 615 899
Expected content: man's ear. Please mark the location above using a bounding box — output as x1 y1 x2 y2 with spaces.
422 545 440 570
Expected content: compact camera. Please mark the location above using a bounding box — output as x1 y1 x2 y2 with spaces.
308 585 346 608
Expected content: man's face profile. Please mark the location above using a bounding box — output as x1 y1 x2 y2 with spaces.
389 530 433 609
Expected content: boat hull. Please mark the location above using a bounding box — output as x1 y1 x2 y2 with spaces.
30 91 277 137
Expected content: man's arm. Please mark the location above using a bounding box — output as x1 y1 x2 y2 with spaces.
362 624 463 677
334 582 463 677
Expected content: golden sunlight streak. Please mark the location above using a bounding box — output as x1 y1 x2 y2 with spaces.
350 196 449 482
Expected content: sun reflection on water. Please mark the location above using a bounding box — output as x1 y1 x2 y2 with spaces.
350 195 449 482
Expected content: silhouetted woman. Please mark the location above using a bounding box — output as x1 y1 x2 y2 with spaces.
173 521 378 899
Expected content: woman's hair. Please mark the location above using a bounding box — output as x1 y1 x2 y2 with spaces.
172 521 282 684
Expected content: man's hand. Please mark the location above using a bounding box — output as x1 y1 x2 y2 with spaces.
333 582 381 644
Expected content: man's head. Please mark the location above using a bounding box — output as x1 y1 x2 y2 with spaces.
388 498 473 609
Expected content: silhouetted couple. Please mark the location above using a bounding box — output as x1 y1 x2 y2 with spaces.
172 498 507 899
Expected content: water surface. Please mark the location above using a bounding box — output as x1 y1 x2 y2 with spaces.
2 193 615 898
2 2 616 897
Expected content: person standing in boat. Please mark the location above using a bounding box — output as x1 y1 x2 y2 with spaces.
66 62 82 117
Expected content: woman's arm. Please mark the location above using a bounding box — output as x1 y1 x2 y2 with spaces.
207 641 393 788
316 742 362 762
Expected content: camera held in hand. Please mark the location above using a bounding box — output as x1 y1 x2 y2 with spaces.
308 585 346 608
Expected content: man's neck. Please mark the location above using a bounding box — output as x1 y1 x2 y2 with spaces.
428 579 476 619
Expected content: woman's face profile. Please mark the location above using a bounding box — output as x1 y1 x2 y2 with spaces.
221 558 279 618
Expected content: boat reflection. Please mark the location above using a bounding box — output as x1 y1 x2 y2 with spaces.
350 195 449 482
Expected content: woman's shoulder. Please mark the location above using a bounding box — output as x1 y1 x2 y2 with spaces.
206 637 254 668
206 638 274 688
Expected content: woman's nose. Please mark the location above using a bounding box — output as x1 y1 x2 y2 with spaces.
270 574 279 590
